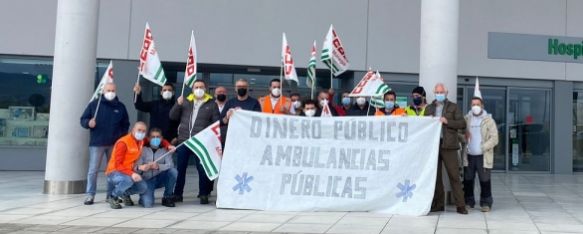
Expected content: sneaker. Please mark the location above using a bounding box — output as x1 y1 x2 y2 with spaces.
108 196 122 209
105 195 122 203
121 195 134 206
172 195 183 203
481 206 491 212
162 197 175 207
199 195 209 204
83 196 94 205
456 206 469 215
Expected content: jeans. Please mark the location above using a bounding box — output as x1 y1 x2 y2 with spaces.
174 146 213 197
140 168 178 208
107 171 148 197
86 146 112 196
463 154 493 207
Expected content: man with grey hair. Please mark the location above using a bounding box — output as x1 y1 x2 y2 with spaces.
425 83 468 214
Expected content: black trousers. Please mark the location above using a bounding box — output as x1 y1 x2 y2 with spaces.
463 154 493 207
174 146 213 197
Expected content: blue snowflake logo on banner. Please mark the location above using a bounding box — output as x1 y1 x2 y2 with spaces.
233 172 254 195
396 179 416 202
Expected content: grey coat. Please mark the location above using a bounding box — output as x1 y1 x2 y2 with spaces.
169 95 220 143
137 147 174 180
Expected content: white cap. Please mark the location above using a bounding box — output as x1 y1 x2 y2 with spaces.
474 77 482 100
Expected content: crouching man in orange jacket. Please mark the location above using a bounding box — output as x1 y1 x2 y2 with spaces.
105 121 171 209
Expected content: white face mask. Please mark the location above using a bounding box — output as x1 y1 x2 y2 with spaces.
304 109 316 117
193 88 205 98
319 99 328 107
104 91 116 101
133 131 146 141
293 101 301 109
471 105 482 115
356 97 366 106
162 91 173 100
271 88 281 97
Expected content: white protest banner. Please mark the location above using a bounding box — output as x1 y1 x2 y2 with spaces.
217 110 441 216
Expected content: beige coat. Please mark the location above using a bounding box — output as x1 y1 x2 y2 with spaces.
463 112 499 169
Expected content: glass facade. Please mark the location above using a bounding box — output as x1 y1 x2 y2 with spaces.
573 91 583 172
0 56 107 147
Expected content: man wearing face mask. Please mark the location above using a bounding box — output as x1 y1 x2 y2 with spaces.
80 82 130 205
214 86 228 113
347 96 374 116
133 83 179 143
105 122 149 209
405 86 427 116
316 90 338 117
463 95 498 212
136 128 178 208
259 79 291 114
375 91 406 116
299 99 319 117
289 93 302 115
425 83 468 215
170 80 220 204
221 79 262 145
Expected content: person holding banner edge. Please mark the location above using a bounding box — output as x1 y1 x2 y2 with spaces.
220 79 262 146
170 79 220 204
80 82 130 205
425 83 468 215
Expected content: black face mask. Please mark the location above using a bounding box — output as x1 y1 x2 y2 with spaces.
216 94 227 102
413 97 423 106
237 88 248 97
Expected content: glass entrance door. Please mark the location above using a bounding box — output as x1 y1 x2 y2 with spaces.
508 88 551 172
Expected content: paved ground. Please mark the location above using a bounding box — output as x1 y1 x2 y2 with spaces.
0 171 583 234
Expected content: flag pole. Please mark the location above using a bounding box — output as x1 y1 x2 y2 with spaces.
153 142 185 163
133 73 140 103
94 94 102 121
367 99 372 116
180 82 186 98
330 67 333 90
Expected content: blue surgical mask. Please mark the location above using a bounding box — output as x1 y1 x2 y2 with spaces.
435 94 446 102
341 97 351 106
385 101 395 110
150 137 161 148
133 131 146 141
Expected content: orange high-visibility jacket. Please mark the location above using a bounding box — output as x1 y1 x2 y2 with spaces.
259 95 291 114
106 134 143 176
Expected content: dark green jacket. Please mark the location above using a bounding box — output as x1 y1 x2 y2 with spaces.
425 99 466 150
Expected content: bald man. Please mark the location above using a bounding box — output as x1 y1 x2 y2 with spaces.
425 83 468 214
214 86 228 113
105 121 149 209
80 82 130 205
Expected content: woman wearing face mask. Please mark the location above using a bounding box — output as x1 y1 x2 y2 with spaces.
299 99 319 117
347 96 375 116
133 83 179 143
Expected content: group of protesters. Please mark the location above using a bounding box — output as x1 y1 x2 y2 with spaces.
79 77 498 214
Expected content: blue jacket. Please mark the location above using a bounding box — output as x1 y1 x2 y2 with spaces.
80 96 130 146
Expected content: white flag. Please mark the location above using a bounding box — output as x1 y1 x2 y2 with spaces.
281 33 299 83
90 60 114 102
321 24 349 76
184 121 223 180
474 78 482 99
321 101 333 117
348 70 388 97
184 31 197 88
139 23 167 86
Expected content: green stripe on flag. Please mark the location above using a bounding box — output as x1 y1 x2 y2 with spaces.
191 137 218 174
154 67 164 82
186 75 196 87
184 140 213 175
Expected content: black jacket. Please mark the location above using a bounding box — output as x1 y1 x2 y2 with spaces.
169 94 220 143
346 104 375 116
135 93 179 140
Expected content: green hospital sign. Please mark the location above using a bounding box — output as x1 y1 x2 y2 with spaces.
489 32 583 63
